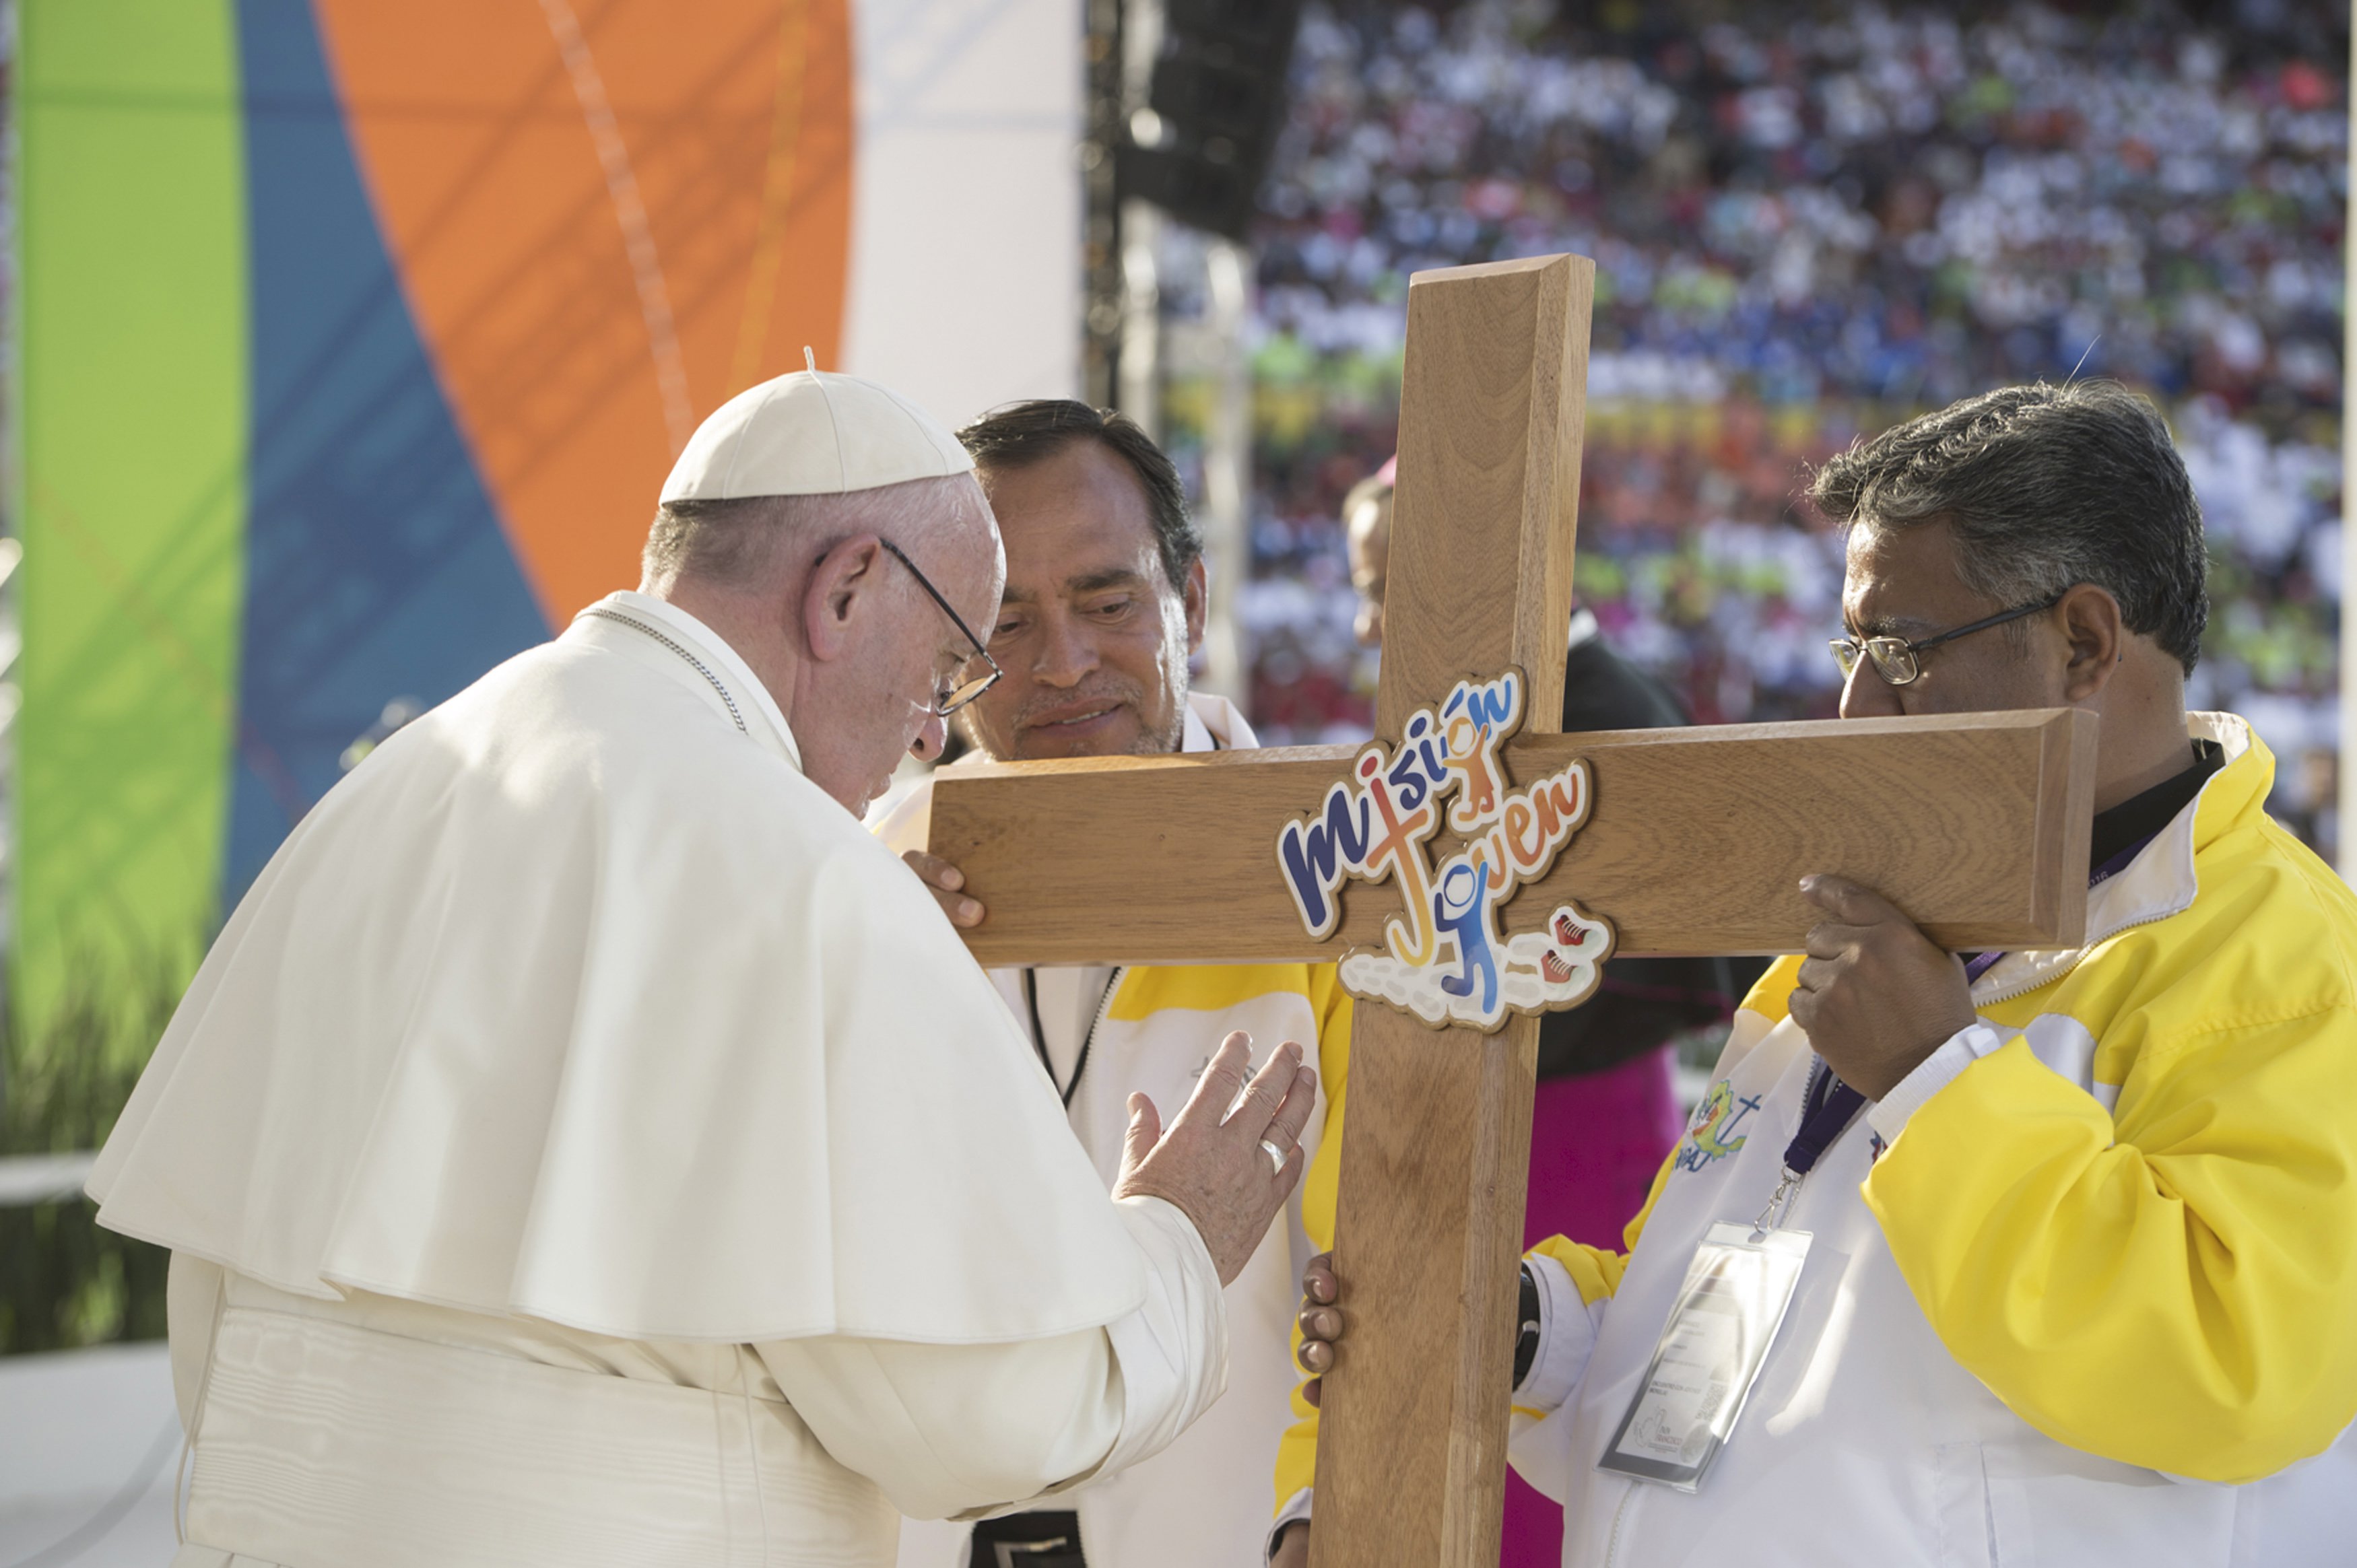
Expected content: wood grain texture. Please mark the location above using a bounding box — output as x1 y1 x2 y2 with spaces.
1306 1009 1537 1568
928 706 2100 965
921 250 2097 1568
1313 255 1589 1568
1376 254 1589 738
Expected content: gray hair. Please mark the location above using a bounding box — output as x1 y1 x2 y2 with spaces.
1808 381 2208 674
642 475 981 588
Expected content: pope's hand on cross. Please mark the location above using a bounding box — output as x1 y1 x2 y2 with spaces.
1113 1031 1319 1286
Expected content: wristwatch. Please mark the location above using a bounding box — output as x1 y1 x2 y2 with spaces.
1512 1261 1541 1390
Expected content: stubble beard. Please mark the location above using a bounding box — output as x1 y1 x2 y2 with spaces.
1139 648 1190 757
968 646 1193 761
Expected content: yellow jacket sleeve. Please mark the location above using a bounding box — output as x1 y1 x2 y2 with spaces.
1864 1012 2357 1483
1298 970 1352 1258
1526 1149 1673 1307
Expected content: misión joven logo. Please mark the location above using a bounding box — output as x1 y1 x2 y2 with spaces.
1273 667 1616 1031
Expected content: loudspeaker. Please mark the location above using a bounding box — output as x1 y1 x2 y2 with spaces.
1119 0 1304 238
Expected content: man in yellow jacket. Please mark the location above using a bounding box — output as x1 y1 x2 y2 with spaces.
1283 381 2357 1565
877 400 1352 1568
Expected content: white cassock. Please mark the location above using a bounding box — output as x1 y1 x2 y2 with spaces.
88 589 1228 1568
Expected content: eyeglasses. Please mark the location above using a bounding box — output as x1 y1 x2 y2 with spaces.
1830 589 2068 687
877 539 1003 715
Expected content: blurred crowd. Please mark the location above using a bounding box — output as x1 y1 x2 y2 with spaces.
1158 0 2347 855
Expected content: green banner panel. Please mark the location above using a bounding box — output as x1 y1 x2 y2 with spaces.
17 0 247 1053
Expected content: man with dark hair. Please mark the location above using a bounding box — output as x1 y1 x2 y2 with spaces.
940 399 1205 757
1288 382 2357 1565
1810 380 2211 675
877 400 1353 1568
958 399 1201 584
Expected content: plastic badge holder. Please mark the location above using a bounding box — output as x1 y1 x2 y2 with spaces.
1595 1222 1812 1493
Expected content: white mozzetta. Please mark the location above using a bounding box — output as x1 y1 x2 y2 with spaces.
90 593 1149 1346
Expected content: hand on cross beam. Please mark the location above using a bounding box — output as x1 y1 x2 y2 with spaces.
921 256 2097 1567
902 849 985 928
1791 875 1981 1101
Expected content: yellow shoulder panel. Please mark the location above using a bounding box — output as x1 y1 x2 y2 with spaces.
1106 963 1318 1021
1738 953 1805 1025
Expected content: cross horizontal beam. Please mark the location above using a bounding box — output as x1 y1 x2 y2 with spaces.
928 705 2096 969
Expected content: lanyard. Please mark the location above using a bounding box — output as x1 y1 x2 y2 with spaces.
1751 1058 1863 1236
1783 1059 1864 1176
1022 968 1113 1109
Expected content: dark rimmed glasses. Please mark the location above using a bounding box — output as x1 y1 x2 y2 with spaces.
1830 588 2069 687
878 539 1003 716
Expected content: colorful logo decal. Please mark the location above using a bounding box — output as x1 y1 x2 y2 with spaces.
1674 1080 1762 1173
1273 668 1614 1031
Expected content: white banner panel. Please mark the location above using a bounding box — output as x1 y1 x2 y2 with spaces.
844 0 1082 431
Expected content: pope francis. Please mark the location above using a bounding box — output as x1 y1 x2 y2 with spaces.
86 368 1319 1568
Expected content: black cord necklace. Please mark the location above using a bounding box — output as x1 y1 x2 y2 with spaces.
1022 968 1110 1108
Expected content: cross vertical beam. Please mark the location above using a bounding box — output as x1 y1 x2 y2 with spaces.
1306 254 1593 1568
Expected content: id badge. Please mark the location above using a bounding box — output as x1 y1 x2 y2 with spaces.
1595 1222 1811 1493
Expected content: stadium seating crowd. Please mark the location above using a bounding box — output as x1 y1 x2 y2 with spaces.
1162 0 2346 852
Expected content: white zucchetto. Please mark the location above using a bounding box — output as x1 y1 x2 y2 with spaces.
660 359 974 502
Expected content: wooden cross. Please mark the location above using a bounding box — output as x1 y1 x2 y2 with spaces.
929 254 2094 1567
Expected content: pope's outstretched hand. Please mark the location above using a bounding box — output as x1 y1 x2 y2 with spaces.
1113 1031 1318 1287
898 850 1312 1281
